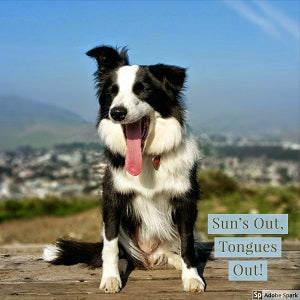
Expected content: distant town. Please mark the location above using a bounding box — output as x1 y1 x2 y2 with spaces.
0 134 299 200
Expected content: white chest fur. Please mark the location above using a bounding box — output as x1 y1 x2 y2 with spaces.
110 137 199 198
131 192 176 243
111 137 198 244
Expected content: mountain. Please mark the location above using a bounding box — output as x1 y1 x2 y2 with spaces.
0 96 99 149
0 95 298 150
189 100 299 142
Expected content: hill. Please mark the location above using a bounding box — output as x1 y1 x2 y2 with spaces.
0 96 98 149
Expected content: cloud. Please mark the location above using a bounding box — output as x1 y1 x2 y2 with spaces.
253 0 299 39
223 0 299 40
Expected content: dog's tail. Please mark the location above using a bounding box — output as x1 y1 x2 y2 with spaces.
42 239 103 268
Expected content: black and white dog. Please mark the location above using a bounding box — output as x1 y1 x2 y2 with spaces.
43 45 205 294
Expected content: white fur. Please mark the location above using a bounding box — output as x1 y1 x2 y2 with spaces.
167 252 182 270
181 259 205 293
110 136 198 197
110 65 153 123
98 113 185 159
42 244 59 262
100 228 122 293
118 227 146 263
98 119 126 156
131 194 177 242
144 114 183 155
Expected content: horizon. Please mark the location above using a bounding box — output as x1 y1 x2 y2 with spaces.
0 0 299 132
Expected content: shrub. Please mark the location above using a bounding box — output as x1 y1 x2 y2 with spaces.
197 169 239 199
0 196 99 222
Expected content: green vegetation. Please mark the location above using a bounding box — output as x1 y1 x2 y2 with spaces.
217 145 299 161
197 169 239 198
0 196 99 222
0 169 298 240
197 138 299 162
196 169 300 240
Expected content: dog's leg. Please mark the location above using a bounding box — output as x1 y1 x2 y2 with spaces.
148 243 182 270
166 252 182 270
100 230 121 293
173 195 205 293
118 258 128 276
99 171 132 294
149 251 182 269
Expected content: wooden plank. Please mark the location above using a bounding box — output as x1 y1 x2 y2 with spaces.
0 243 299 300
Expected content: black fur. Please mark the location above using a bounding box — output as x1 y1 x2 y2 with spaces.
50 239 130 268
120 201 142 242
50 239 103 267
89 46 186 126
172 163 199 268
133 66 186 124
104 148 125 168
102 168 134 241
86 46 129 76
148 64 186 93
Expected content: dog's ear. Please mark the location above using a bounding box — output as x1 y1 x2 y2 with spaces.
86 46 129 75
148 64 186 92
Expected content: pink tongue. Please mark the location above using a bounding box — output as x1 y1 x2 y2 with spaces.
125 120 142 176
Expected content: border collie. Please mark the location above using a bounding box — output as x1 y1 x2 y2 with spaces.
43 45 205 294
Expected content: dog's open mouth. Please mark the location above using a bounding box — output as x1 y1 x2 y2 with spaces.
122 116 150 176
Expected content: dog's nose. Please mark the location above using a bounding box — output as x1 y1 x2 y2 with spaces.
110 106 127 122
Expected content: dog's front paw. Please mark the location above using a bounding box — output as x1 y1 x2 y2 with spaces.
167 253 182 270
148 253 167 267
182 277 205 293
118 258 128 276
100 276 122 293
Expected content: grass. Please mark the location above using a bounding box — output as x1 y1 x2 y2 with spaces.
0 169 299 242
196 170 300 240
0 196 99 222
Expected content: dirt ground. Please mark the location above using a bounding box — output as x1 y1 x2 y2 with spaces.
0 208 102 244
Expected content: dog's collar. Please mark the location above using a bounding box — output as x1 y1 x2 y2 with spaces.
152 155 161 170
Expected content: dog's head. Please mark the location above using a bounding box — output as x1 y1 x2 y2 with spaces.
87 45 187 175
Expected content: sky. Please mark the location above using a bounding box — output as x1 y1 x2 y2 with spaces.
0 0 299 129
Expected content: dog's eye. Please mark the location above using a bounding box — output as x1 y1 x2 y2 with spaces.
133 82 145 94
110 84 119 96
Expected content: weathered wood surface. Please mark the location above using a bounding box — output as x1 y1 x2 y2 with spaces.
0 242 299 300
